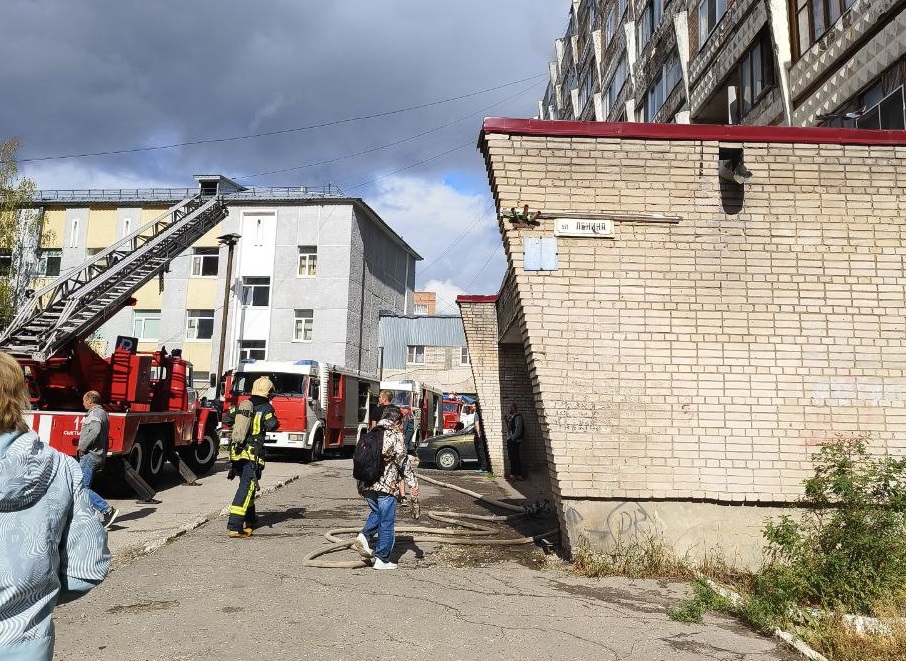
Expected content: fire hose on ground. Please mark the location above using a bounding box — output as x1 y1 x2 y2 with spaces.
301 473 560 569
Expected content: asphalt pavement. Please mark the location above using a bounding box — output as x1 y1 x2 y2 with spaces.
53 457 800 661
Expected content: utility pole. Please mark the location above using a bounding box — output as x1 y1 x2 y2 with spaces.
215 233 241 396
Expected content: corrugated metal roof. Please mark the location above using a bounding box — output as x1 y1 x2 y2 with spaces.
380 315 466 369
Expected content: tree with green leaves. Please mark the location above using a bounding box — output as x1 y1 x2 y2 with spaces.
0 139 40 330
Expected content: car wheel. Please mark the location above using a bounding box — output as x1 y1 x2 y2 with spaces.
436 447 460 470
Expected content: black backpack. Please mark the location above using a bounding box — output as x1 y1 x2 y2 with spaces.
353 427 385 484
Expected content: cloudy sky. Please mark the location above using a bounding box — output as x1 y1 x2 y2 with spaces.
1 1 569 314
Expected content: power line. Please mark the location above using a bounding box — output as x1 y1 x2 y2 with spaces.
236 80 542 182
18 74 547 164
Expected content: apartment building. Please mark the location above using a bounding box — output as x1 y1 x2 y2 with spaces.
31 175 421 389
541 0 905 128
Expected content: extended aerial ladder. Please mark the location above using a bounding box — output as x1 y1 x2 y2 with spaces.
0 193 228 360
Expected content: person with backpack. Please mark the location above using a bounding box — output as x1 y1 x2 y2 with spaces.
352 405 418 570
223 376 279 538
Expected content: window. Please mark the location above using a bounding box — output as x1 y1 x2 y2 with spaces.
638 53 682 122
460 347 470 366
241 276 270 307
637 0 663 52
36 249 62 277
794 0 856 58
0 251 10 277
413 303 428 315
605 7 617 42
578 68 594 112
238 340 266 361
407 345 425 365
738 31 774 116
133 310 160 341
604 53 629 119
698 0 727 44
857 86 905 130
191 247 219 277
294 309 313 342
186 309 214 340
69 219 80 248
298 245 317 277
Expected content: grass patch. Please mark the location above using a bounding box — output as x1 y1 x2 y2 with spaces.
667 579 730 623
573 534 698 580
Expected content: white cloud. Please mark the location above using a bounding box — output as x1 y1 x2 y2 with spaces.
369 174 505 297
421 279 466 317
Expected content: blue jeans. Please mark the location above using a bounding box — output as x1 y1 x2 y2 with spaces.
79 455 112 515
361 492 398 562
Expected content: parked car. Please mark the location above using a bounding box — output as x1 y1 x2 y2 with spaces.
415 423 478 470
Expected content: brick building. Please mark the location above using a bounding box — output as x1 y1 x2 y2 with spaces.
461 117 906 565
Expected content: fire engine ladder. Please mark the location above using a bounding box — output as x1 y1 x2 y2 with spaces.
0 194 228 361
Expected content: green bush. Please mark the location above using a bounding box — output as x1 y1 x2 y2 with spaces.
759 434 906 619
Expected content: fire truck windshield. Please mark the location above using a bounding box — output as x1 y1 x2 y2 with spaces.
389 390 411 408
232 373 307 397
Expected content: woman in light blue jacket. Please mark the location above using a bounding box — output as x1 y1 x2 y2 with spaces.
0 351 110 660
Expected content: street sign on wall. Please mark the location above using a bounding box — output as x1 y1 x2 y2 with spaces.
553 218 615 238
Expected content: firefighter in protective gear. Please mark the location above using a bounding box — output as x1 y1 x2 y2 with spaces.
223 376 279 538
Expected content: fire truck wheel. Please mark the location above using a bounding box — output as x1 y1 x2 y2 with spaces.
144 434 167 482
181 431 219 475
127 440 150 480
435 447 461 471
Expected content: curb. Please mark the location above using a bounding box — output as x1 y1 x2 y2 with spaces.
115 474 302 568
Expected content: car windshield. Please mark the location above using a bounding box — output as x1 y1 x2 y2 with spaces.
231 372 307 396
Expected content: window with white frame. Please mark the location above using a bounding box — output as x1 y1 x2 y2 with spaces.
293 309 314 342
698 0 727 46
241 276 270 307
191 247 219 277
36 249 62 277
238 340 266 361
460 346 470 366
407 345 425 365
133 309 161 341
69 218 80 248
413 303 428 315
186 309 214 340
298 245 317 277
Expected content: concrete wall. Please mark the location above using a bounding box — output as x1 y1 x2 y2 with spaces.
475 122 906 561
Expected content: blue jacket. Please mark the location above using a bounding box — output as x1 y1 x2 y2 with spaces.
0 429 110 661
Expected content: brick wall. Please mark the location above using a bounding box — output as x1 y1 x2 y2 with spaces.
480 129 906 507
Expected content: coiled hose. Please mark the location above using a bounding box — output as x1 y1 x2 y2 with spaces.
301 473 559 569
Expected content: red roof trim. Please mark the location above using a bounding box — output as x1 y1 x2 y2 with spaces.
481 117 906 146
457 295 498 304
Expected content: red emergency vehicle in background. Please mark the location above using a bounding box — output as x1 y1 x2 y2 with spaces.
380 379 443 444
0 193 228 486
221 359 380 462
442 394 465 431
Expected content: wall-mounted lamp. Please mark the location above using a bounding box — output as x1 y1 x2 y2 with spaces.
718 147 752 185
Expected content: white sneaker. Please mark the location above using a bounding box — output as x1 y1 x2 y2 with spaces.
353 532 373 558
372 558 398 570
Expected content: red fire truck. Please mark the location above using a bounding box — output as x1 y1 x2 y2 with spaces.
221 359 380 462
0 192 228 485
380 379 443 445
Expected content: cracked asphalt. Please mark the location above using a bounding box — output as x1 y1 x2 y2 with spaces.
52 460 800 661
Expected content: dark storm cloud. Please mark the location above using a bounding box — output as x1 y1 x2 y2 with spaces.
0 0 569 292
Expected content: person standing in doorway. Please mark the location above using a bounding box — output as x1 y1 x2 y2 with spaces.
78 390 118 529
504 402 524 481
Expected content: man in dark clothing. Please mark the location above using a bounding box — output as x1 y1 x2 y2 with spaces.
77 390 118 529
504 402 524 480
223 376 279 538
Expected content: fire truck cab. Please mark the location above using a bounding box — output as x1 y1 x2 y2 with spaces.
222 359 380 462
379 379 443 446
